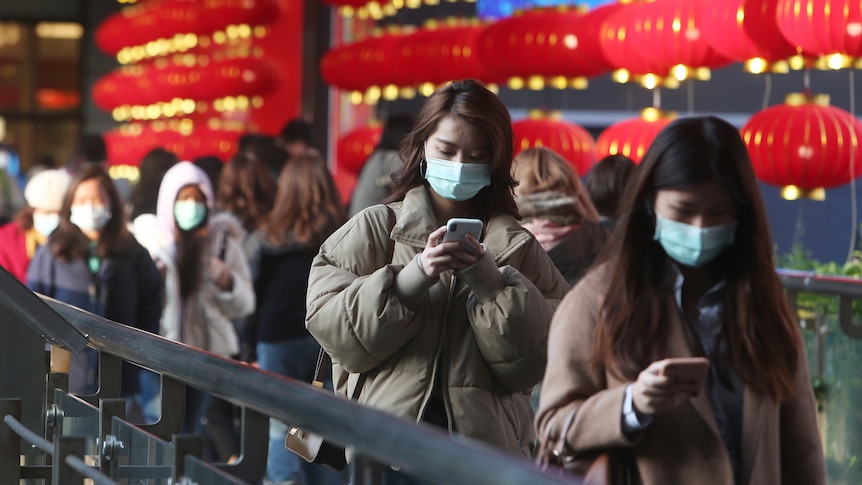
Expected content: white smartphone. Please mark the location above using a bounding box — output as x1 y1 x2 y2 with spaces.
442 218 484 244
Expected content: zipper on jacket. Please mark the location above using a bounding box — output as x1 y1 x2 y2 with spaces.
416 271 457 433
441 273 456 434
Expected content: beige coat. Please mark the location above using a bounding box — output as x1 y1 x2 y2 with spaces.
536 264 826 485
307 187 570 457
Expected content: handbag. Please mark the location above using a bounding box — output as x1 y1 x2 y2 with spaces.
536 406 633 485
285 349 357 472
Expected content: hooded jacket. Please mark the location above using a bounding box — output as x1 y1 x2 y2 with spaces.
306 186 570 457
136 162 254 357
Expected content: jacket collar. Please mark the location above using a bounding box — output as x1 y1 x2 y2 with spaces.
390 186 531 263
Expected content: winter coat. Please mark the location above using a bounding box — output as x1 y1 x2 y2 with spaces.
139 161 254 358
244 229 316 344
306 186 570 458
536 263 826 485
0 222 31 282
544 221 608 286
27 238 162 393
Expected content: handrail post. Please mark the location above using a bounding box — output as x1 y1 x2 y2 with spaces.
215 406 268 483
838 296 862 339
0 399 22 485
139 375 185 441
172 434 203 482
99 399 125 478
53 436 85 485
81 353 122 406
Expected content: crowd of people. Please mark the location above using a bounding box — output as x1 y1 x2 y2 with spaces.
0 80 826 485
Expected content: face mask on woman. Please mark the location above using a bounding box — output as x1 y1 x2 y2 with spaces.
32 213 60 236
70 205 111 232
174 200 207 231
424 155 491 201
654 214 737 267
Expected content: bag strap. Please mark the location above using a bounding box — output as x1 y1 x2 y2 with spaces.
553 406 579 455
537 405 580 465
312 348 329 388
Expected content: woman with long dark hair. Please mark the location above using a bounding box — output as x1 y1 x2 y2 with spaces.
306 79 569 480
246 153 345 485
27 165 162 413
536 116 825 484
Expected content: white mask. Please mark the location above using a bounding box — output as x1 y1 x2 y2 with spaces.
70 205 111 232
32 213 60 236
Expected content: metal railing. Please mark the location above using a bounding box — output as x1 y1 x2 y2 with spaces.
0 294 572 484
3 269 861 483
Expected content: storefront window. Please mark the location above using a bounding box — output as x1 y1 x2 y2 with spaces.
0 21 81 178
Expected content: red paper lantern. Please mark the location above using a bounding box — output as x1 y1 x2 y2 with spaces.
775 0 862 65
477 5 618 82
698 0 785 66
332 170 358 206
595 110 674 163
105 123 242 166
337 125 382 175
321 32 408 92
741 0 799 62
391 23 502 88
322 0 370 5
96 0 279 56
741 93 862 194
92 57 277 111
512 116 596 176
601 0 731 79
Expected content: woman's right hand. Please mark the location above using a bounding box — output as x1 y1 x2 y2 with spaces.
631 360 698 416
419 225 482 278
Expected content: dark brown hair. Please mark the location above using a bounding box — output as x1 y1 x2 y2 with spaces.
14 206 34 231
216 151 277 233
266 154 346 249
388 79 519 220
49 164 136 261
586 153 636 219
130 147 178 219
594 116 800 401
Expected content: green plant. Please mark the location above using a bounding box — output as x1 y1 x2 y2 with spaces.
778 245 862 485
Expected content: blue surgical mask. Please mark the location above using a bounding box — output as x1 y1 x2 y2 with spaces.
174 200 207 231
32 213 60 236
654 214 737 267
424 155 491 202
70 205 111 232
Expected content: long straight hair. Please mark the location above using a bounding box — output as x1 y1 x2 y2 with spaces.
50 165 135 262
388 79 519 221
594 116 800 401
266 154 345 249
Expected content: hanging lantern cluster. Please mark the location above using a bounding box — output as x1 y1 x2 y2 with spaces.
91 0 297 166
741 92 862 200
321 0 862 99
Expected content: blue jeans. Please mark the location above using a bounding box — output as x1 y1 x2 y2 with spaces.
258 337 342 485
136 369 162 424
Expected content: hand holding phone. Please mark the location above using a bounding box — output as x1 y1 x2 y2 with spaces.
442 218 483 245
657 357 709 396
